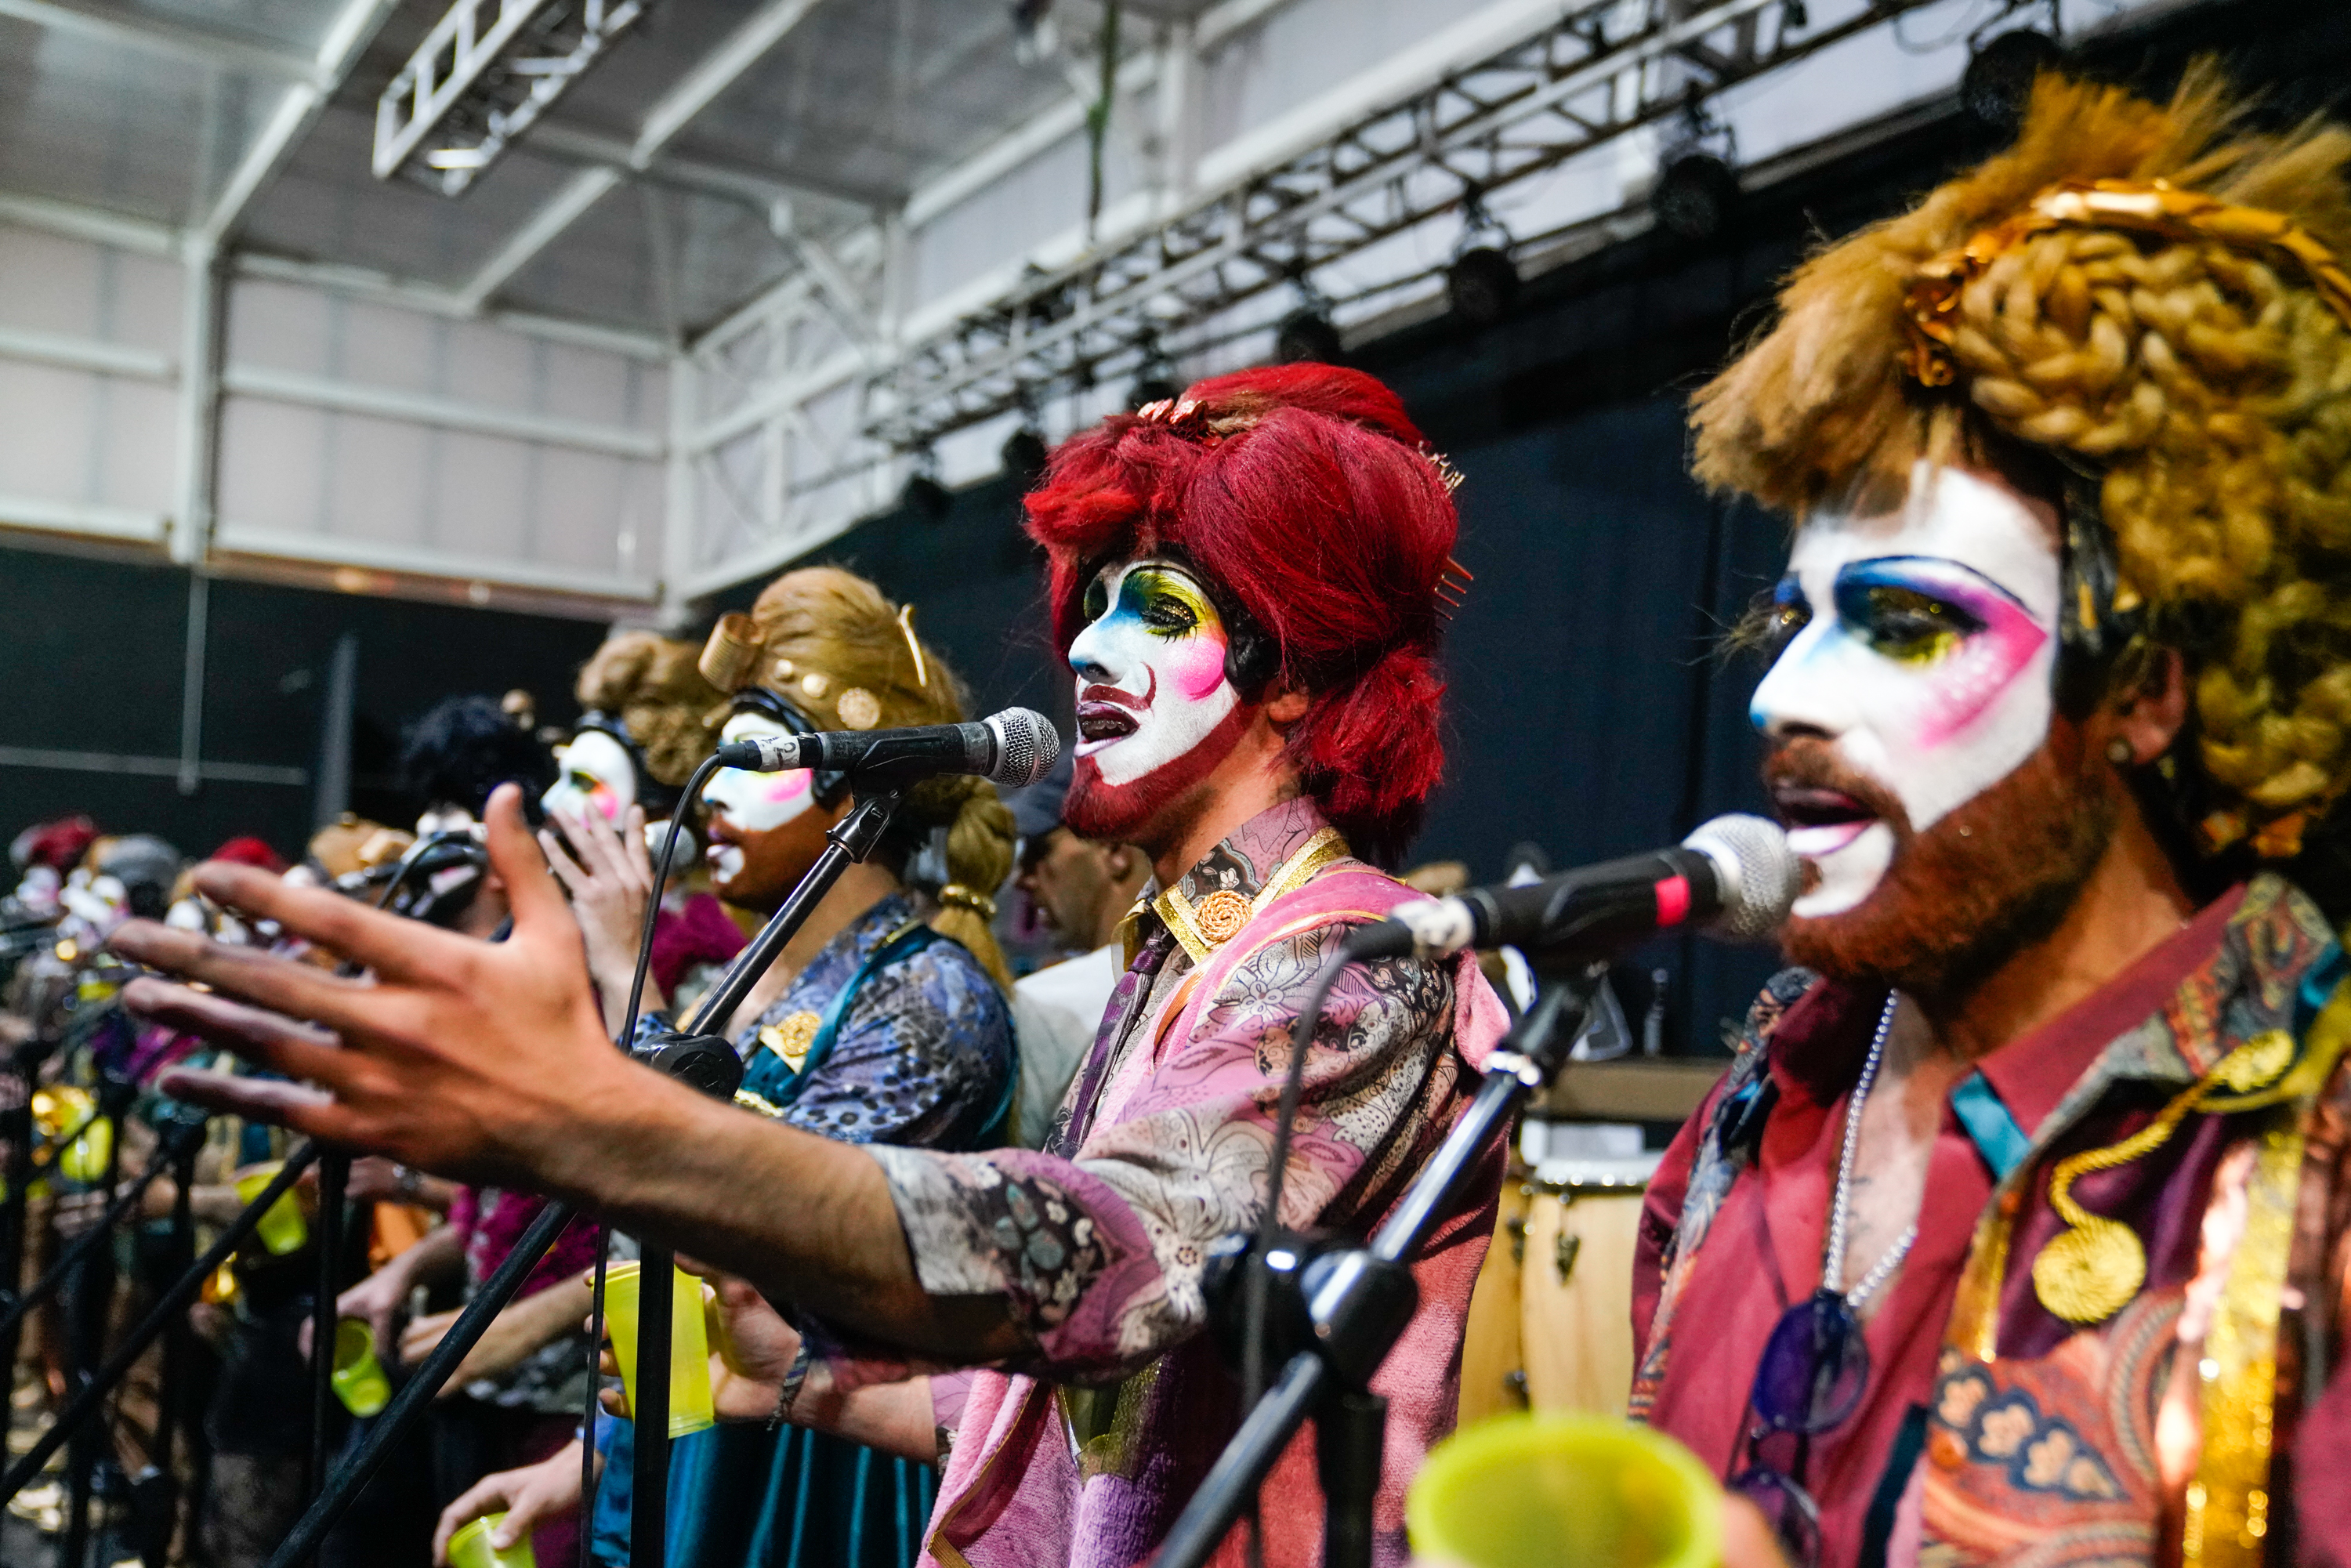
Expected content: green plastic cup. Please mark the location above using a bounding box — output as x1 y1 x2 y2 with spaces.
602 1262 716 1439
447 1511 538 1568
331 1318 390 1418
233 1163 308 1256
1407 1413 1721 1568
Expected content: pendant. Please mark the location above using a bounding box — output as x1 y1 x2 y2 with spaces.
1751 1287 1871 1434
757 1011 821 1073
2032 1215 2146 1324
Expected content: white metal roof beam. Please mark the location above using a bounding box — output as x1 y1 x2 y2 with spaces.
458 166 624 310
0 0 321 85
457 0 829 314
199 0 400 244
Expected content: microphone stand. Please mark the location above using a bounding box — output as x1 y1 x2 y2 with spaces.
1 1144 320 1506
266 778 910 1568
0 1030 63 1378
60 1068 134 1568
302 1149 348 1563
142 1117 202 1568
1154 971 1600 1568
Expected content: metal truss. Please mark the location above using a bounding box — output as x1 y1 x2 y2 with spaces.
866 0 1940 447
374 0 648 196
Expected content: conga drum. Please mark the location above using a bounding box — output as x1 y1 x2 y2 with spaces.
1519 1156 1655 1414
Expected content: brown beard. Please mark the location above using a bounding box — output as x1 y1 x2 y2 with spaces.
1773 722 2117 1008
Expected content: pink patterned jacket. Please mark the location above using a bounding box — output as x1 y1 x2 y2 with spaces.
829 798 1510 1568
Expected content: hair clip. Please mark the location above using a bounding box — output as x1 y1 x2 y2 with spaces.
1433 555 1474 621
699 612 764 693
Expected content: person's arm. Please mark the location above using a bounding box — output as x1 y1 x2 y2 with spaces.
403 1274 594 1394
690 1267 937 1462
339 1223 463 1357
109 789 985 1359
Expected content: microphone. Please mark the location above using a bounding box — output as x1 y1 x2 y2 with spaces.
711 707 1060 789
1346 813 1798 961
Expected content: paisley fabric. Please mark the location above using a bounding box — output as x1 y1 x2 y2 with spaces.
823 798 1514 1568
1632 875 2351 1568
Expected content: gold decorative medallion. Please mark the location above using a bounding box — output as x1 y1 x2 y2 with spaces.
801 672 831 701
756 1010 821 1073
1194 889 1253 945
2031 1216 2147 1325
837 687 882 730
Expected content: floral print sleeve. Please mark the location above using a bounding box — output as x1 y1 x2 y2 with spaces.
865 911 1458 1385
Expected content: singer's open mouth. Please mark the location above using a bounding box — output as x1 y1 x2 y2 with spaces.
1076 701 1140 749
1770 784 1876 856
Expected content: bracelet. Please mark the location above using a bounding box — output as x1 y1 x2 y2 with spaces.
767 1342 813 1432
393 1164 423 1201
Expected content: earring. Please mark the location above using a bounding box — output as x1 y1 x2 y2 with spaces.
2106 738 2135 766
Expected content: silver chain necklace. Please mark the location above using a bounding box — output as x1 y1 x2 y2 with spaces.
1820 993 1916 1310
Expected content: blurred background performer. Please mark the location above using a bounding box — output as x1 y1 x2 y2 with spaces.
1003 748 1149 1149
123 363 1509 1568
1637 68 2351 1568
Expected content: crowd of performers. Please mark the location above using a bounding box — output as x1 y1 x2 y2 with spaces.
11 66 2351 1568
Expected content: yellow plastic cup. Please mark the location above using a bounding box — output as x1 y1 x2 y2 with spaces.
57 1117 112 1185
447 1512 538 1568
1406 1413 1721 1568
233 1163 309 1256
331 1318 391 1418
601 1262 716 1439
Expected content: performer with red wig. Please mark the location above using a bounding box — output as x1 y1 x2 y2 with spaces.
113 363 1510 1568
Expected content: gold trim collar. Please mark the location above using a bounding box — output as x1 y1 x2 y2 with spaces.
1150 826 1350 964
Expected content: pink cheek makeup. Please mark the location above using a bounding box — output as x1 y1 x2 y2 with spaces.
764 770 814 804
1908 591 2048 750
1164 634 1230 704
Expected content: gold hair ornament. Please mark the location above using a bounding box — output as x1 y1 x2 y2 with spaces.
896 604 929 690
1904 178 2351 389
699 613 764 693
938 883 998 919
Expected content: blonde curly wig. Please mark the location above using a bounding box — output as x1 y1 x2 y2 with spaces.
719 567 1017 988
574 632 726 790
1694 65 2351 860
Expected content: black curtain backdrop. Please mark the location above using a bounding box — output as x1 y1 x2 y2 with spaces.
5 0 2342 1052
0 547 604 864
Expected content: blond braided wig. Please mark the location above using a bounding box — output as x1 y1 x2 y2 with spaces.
1694 67 2351 856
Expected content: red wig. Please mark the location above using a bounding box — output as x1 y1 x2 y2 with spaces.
1024 363 1457 862
210 836 288 875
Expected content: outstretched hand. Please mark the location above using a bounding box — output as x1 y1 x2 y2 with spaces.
105 785 684 1196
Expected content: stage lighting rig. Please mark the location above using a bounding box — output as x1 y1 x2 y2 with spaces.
375 0 650 197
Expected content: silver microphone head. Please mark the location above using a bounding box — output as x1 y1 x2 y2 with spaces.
1680 813 1799 941
983 708 1060 788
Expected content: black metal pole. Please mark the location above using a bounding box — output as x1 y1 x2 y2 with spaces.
0 1119 204 1348
60 1089 128 1568
629 1244 674 1568
1317 1386 1387 1568
260 1198 575 1568
0 1143 320 1506
304 1152 348 1553
142 1124 201 1568
0 1037 47 1381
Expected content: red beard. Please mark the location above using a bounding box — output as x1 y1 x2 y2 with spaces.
1772 721 2118 1006
1065 701 1253 848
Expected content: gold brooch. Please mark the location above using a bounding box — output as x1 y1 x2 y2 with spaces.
836 687 882 730
757 1011 821 1073
1194 889 1253 945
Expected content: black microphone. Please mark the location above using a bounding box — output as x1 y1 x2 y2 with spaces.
1345 813 1798 961
711 707 1060 789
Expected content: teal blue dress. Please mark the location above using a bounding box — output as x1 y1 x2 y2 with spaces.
595 894 1013 1568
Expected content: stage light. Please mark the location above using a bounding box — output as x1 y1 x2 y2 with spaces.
1274 310 1343 365
1654 152 1739 242
1001 425 1050 485
1446 246 1519 327
1962 29 2063 130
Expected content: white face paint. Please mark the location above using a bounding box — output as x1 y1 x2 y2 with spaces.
1068 559 1239 788
541 729 637 824
700 711 818 883
1751 465 2062 918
